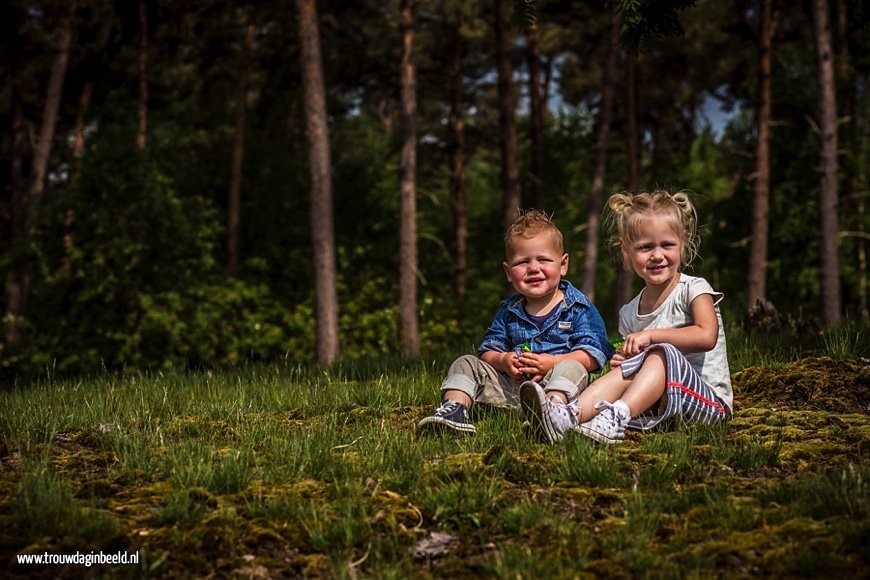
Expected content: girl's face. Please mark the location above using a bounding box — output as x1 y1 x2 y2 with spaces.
622 214 683 289
503 233 568 304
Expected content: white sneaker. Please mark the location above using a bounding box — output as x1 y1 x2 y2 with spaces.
520 381 579 444
576 401 629 444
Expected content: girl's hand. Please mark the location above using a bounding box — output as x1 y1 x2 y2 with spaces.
622 331 654 357
517 352 555 382
609 352 626 368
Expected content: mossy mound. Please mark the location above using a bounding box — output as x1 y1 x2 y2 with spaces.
733 357 870 413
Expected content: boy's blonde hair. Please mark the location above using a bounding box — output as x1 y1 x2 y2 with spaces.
606 190 700 269
504 209 564 257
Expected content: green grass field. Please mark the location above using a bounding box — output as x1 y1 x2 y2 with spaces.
1 323 868 577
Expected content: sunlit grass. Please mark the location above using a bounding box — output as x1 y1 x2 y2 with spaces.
0 330 867 576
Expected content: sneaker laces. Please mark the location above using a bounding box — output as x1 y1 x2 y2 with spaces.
435 400 461 417
547 397 579 431
592 400 628 426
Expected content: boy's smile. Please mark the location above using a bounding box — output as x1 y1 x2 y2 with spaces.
503 233 569 312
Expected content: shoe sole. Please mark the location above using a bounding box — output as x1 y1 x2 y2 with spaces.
519 381 560 444
416 416 476 435
576 424 623 445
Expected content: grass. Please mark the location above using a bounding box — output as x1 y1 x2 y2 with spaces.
0 323 868 577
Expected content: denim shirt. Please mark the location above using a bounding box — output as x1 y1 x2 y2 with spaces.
477 280 613 372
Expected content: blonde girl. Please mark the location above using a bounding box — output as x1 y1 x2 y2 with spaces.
521 190 732 444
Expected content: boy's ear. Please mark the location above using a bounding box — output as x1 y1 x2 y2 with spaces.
560 253 569 275
502 261 511 280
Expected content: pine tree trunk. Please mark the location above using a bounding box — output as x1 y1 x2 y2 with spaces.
526 14 545 210
227 16 254 278
494 0 521 231
746 0 778 312
5 5 74 349
616 50 641 315
582 13 618 300
296 0 340 364
812 0 841 325
64 80 93 272
449 18 467 304
399 0 419 357
137 0 148 150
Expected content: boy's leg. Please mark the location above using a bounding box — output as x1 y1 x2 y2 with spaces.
541 359 588 404
520 360 589 444
417 355 516 435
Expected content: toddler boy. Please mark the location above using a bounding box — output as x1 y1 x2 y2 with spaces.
417 210 613 441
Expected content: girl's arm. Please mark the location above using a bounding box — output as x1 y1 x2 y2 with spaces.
621 294 719 356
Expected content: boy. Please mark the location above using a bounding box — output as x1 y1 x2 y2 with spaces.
417 210 613 440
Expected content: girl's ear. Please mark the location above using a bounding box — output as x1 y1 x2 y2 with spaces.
619 238 631 267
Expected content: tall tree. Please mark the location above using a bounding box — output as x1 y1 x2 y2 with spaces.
296 0 339 364
582 12 619 301
525 2 545 210
227 14 255 278
63 80 93 272
448 8 467 304
5 3 75 349
399 0 419 356
615 50 642 314
137 0 148 150
812 0 841 325
746 0 779 311
494 0 521 230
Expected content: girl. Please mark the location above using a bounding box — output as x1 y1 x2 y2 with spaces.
522 190 732 444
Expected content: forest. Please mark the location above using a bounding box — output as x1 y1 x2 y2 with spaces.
1 0 868 377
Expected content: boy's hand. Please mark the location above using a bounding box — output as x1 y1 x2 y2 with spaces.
517 352 555 382
502 351 527 382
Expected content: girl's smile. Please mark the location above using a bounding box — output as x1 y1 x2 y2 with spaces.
624 215 682 290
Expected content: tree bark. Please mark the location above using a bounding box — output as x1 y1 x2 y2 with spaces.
64 80 93 272
582 13 618 301
525 12 545 210
296 0 340 364
494 0 521 231
227 15 254 278
812 0 841 325
746 0 778 311
137 0 148 150
5 5 74 349
616 50 642 315
399 0 419 356
448 17 467 304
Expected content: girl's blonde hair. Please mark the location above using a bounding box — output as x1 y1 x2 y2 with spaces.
606 190 700 269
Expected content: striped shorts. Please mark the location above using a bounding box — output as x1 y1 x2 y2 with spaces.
619 343 729 431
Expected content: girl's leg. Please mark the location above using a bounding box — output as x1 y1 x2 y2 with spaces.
619 350 667 416
576 351 668 422
575 367 631 423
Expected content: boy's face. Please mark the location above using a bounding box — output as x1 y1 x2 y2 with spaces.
503 233 568 302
